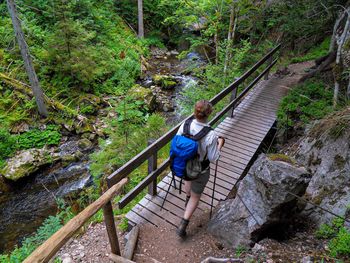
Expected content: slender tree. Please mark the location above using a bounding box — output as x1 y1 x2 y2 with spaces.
6 0 48 117
138 0 144 38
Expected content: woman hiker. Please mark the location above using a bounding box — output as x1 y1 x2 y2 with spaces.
176 100 225 237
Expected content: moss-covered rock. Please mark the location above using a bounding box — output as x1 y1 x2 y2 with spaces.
77 138 93 151
152 74 178 90
128 84 157 111
0 148 60 181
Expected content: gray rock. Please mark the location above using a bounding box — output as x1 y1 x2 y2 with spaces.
77 138 93 151
293 118 350 226
208 154 310 248
0 148 60 181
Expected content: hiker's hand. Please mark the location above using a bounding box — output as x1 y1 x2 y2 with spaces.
218 137 225 150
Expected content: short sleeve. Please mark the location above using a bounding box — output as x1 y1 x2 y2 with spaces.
205 130 220 162
177 123 184 135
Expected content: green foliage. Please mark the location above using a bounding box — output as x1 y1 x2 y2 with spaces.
90 113 168 181
16 125 61 149
291 37 331 63
179 40 255 115
235 245 247 257
0 128 16 161
118 217 129 232
0 125 61 169
0 202 73 262
277 80 333 128
261 0 346 52
329 227 350 257
316 217 350 258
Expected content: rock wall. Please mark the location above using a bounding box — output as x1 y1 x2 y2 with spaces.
208 154 310 248
293 109 350 226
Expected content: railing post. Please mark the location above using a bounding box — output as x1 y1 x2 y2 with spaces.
103 201 121 255
229 86 238 118
148 140 157 196
264 49 273 80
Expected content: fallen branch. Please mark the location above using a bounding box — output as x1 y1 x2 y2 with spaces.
0 72 88 123
200 257 244 263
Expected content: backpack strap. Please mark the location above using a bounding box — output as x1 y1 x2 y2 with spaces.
193 126 212 141
183 117 194 137
183 117 212 141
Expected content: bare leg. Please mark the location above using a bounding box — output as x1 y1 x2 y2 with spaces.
184 180 191 197
183 191 201 220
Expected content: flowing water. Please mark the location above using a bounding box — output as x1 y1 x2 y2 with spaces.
0 140 93 253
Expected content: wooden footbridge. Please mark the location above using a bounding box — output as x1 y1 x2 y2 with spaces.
116 45 287 228
25 44 292 262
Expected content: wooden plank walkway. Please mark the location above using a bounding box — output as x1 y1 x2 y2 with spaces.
124 75 295 228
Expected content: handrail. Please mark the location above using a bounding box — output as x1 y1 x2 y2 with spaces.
107 44 281 188
116 45 280 209
24 178 128 263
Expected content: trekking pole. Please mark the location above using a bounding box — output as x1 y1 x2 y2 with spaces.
210 155 220 218
160 173 175 211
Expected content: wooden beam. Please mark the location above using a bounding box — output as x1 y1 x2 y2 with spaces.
122 226 139 260
109 253 136 263
23 178 128 263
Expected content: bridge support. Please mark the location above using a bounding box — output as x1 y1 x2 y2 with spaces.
103 201 121 255
148 140 157 196
229 86 238 117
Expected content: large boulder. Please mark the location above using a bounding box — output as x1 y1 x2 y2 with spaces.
293 108 350 226
208 154 310 248
128 84 157 111
0 148 60 181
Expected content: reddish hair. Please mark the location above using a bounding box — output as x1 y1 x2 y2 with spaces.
194 100 213 121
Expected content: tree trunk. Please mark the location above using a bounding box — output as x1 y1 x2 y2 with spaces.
214 24 219 65
6 0 48 117
138 0 144 38
334 8 350 107
223 4 235 75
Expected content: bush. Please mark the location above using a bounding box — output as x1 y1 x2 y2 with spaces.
316 217 350 258
329 227 350 257
277 80 333 127
0 128 16 161
16 125 62 149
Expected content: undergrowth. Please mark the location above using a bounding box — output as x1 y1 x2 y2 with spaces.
316 217 350 258
0 125 61 169
290 37 330 63
277 80 333 128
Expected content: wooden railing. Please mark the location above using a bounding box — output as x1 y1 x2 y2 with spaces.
23 178 128 263
111 44 281 209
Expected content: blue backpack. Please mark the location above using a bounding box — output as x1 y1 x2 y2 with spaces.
169 117 212 193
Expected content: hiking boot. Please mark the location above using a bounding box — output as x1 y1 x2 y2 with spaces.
185 195 190 208
176 218 189 238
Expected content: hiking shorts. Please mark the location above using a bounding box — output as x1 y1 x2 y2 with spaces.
187 167 210 194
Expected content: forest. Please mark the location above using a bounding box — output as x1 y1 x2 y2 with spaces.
0 0 349 262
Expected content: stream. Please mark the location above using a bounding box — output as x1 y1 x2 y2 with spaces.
0 49 206 253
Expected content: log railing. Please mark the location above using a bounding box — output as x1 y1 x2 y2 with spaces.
24 178 128 263
112 44 281 209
